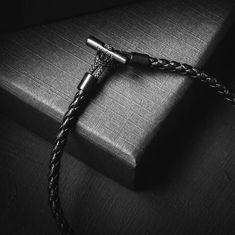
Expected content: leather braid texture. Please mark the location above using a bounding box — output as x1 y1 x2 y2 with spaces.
149 57 235 106
48 89 85 235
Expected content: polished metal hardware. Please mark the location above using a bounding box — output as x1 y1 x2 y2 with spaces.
86 36 127 64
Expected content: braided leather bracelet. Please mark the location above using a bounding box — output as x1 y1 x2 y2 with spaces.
48 36 235 235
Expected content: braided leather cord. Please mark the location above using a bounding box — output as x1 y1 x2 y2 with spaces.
48 89 85 235
149 57 235 106
48 47 113 235
48 40 235 235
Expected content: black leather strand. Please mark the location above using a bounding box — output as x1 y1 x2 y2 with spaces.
48 46 235 235
149 57 235 107
48 89 85 235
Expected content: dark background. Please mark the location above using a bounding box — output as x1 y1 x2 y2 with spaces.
0 0 137 32
0 0 235 234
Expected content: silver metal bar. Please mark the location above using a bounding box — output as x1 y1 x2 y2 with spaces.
86 36 127 64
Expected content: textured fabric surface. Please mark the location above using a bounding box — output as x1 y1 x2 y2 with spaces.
0 0 234 186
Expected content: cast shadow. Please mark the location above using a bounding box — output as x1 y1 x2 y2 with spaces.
135 21 235 191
